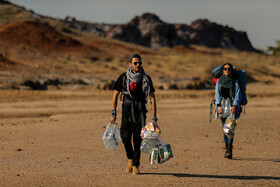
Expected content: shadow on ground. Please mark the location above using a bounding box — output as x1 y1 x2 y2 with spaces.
233 157 280 163
141 173 280 180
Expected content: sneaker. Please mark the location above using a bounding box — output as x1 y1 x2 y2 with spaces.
132 166 140 175
126 159 133 173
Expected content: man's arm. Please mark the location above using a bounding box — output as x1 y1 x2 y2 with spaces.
149 92 157 120
110 90 120 124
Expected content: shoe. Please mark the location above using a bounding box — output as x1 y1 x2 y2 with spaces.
126 159 133 173
132 166 140 175
226 145 233 159
224 145 228 158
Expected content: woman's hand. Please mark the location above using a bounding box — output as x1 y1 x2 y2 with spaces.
231 106 237 114
218 106 223 114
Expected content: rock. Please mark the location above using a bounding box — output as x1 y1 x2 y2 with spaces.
168 84 179 90
96 80 115 90
189 19 255 51
106 13 256 51
185 80 207 90
24 80 47 90
106 13 188 49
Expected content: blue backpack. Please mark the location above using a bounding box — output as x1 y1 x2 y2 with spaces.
212 65 247 105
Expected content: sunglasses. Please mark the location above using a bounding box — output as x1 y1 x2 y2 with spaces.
223 68 231 71
133 61 142 66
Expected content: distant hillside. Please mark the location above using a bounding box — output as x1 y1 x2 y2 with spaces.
0 1 256 52
0 21 84 52
1 0 279 92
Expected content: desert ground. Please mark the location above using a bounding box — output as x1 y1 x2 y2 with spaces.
0 85 279 187
1 2 280 186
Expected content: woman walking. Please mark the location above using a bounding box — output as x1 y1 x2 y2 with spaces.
215 63 241 159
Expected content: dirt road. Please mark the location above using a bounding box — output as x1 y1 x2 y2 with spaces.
0 90 279 186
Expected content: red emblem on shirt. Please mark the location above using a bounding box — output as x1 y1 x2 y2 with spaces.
130 82 140 91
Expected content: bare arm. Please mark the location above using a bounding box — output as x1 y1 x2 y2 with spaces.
110 90 120 124
149 92 157 119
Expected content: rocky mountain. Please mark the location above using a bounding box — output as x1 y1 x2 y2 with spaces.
0 1 256 51
188 19 255 51
1 0 272 91
63 16 114 36
106 13 188 49
105 13 256 51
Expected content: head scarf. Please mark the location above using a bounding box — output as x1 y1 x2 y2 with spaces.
126 67 150 99
219 74 234 89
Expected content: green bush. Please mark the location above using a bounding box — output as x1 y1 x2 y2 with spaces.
267 40 280 57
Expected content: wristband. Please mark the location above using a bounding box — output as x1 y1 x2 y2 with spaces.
152 117 158 122
112 110 116 118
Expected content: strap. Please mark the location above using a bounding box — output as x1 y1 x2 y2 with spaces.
124 99 145 127
242 105 246 115
210 98 215 123
120 74 127 101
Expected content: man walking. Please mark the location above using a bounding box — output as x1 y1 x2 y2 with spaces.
110 54 157 175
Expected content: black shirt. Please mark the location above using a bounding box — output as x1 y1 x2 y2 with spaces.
221 87 231 99
113 72 155 100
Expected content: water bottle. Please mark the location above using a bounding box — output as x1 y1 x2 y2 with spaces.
103 123 116 150
114 124 121 146
224 98 229 117
141 139 158 154
220 98 231 118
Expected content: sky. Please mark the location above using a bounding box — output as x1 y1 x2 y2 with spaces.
9 0 280 50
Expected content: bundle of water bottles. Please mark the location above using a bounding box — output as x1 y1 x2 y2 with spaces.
102 123 121 151
140 120 173 164
220 98 232 118
140 120 161 154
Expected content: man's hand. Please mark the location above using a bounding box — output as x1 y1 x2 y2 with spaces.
218 106 223 114
231 106 237 114
110 116 116 124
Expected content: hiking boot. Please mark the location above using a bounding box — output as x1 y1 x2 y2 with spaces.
226 145 233 159
224 145 228 158
126 159 133 173
132 166 140 175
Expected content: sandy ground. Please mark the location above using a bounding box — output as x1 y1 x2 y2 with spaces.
0 90 279 186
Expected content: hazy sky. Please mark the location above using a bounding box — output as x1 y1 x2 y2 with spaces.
9 0 280 50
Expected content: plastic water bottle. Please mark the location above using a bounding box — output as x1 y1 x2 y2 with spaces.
225 98 231 117
114 124 121 146
220 98 231 118
102 123 120 150
140 139 158 154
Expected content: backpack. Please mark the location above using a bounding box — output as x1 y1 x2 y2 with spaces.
210 65 247 122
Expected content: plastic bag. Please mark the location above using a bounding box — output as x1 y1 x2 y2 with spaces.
140 120 161 154
223 115 237 138
140 120 161 139
220 98 231 118
140 139 158 154
102 123 121 151
149 139 174 164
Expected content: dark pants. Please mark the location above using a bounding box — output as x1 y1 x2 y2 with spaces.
221 118 234 146
120 98 146 167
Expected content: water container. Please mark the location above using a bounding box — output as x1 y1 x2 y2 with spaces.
140 139 158 154
102 123 120 151
220 98 231 118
